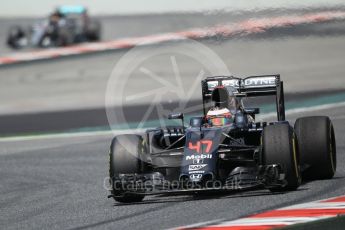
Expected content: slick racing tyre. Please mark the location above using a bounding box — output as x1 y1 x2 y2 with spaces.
109 134 146 203
262 123 301 191
7 26 26 49
294 116 336 180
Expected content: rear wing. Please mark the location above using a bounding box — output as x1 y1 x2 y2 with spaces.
201 75 285 121
57 5 87 15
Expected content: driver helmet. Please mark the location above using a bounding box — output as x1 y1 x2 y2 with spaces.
207 107 233 126
207 87 234 126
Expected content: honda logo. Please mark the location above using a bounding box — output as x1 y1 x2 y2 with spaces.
190 174 202 180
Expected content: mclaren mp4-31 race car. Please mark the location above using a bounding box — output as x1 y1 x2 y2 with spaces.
108 75 337 203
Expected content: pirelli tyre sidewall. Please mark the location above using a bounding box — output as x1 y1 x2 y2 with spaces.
262 123 301 191
294 116 336 180
109 134 146 203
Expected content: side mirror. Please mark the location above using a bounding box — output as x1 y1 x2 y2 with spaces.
168 113 185 131
243 108 260 115
243 108 259 120
168 113 184 120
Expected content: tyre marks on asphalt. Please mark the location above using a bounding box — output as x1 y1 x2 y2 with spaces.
1 10 345 65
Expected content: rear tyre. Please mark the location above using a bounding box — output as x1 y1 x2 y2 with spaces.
262 124 301 191
7 26 26 49
109 134 146 203
294 116 336 180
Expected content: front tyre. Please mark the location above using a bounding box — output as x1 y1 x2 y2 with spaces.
262 124 301 191
109 134 146 203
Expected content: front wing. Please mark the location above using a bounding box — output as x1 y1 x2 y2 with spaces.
108 164 286 198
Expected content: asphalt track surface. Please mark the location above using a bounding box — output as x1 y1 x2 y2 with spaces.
1 22 345 115
1 24 345 135
1 21 345 134
1 10 345 230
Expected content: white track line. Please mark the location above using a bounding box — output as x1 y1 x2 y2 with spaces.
258 101 345 120
0 129 145 142
1 100 344 142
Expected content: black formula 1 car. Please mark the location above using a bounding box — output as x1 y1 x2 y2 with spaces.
108 75 336 203
7 5 101 49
